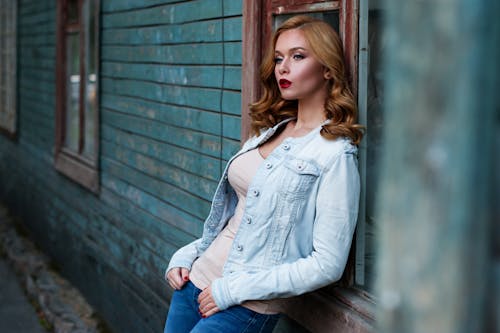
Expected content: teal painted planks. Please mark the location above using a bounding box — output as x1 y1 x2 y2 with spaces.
101 77 222 112
223 66 242 90
99 183 202 243
224 41 242 65
101 62 223 89
102 0 179 13
101 43 223 64
17 87 55 106
100 93 221 135
101 108 222 157
223 0 242 16
222 114 241 140
102 20 222 45
103 0 222 28
101 157 211 220
223 16 242 41
222 137 241 161
101 124 221 181
222 90 242 115
101 139 218 201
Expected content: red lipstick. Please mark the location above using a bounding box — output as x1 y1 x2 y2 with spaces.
279 79 291 88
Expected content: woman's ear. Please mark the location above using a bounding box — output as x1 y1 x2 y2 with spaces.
323 68 332 80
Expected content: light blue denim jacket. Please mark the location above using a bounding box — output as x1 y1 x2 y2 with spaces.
166 118 360 311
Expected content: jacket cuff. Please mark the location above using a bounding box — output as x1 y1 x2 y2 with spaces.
211 278 234 311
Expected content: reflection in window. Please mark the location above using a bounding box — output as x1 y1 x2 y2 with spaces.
55 0 100 192
65 33 80 152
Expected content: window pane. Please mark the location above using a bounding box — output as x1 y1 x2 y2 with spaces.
274 11 340 32
65 32 80 152
83 0 98 159
67 0 79 24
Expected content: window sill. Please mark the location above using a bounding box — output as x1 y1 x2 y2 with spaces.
54 152 99 193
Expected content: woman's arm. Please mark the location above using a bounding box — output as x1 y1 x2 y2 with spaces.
164 238 203 281
211 151 360 310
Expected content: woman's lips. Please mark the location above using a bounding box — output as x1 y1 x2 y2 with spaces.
279 79 292 88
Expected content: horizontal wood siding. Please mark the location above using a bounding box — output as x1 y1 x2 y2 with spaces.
0 1 242 332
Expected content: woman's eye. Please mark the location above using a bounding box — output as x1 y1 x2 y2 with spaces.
274 57 283 64
293 54 305 60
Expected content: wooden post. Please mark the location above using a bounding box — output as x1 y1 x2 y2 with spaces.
375 1 499 333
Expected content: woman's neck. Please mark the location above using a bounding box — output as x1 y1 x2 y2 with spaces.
295 98 327 130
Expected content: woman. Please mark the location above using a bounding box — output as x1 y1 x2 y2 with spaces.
164 15 363 333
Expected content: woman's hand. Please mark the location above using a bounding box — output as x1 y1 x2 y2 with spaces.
198 285 220 318
166 267 190 290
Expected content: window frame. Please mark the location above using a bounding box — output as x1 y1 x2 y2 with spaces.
55 0 100 192
0 0 18 138
241 0 375 331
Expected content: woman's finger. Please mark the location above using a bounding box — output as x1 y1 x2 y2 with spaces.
167 268 183 290
180 268 190 283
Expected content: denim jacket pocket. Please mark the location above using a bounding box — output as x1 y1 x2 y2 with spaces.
281 158 320 197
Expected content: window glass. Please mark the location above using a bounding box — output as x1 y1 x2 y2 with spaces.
274 11 339 32
65 32 80 152
56 0 100 191
83 0 98 158
67 0 79 24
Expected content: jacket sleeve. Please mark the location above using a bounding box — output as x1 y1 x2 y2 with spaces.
164 238 203 280
211 150 360 310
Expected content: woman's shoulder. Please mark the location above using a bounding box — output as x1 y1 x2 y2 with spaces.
312 133 358 155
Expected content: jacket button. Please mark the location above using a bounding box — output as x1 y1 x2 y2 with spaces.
252 189 259 197
246 217 252 224
282 144 290 150
265 162 272 169
236 244 243 251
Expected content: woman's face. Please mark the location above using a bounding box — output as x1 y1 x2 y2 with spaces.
274 29 329 102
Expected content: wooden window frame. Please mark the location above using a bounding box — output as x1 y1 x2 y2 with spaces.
0 0 18 138
55 0 100 192
241 1 374 331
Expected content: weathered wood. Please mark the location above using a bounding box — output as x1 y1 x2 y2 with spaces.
101 108 222 157
101 140 218 201
102 20 223 45
101 157 211 220
101 62 224 88
101 43 223 64
102 124 221 181
102 0 222 27
100 93 222 135
101 77 222 111
376 1 499 332
1 1 244 332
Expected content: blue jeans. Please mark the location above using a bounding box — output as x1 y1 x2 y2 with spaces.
164 281 280 333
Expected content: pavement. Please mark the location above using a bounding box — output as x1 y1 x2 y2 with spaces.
0 204 102 333
0 256 48 333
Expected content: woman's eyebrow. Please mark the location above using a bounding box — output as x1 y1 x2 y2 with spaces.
275 47 307 54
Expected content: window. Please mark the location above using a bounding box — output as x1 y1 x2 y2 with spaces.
242 0 378 331
0 0 17 137
55 0 100 192
242 0 362 285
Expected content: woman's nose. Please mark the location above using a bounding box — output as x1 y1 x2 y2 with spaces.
278 59 289 74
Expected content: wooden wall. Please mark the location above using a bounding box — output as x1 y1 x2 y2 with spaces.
0 1 242 332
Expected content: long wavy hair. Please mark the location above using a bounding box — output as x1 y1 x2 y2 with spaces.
249 15 363 144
